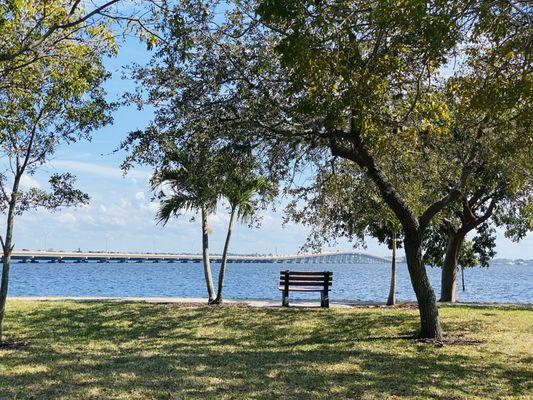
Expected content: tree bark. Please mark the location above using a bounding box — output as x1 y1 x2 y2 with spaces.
386 237 397 306
213 206 236 304
403 230 442 340
201 207 216 302
439 195 497 302
439 232 465 302
0 179 20 344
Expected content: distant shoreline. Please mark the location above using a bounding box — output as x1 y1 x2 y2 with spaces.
9 297 533 309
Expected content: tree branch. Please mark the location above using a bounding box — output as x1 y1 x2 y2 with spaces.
0 0 121 62
418 189 462 230
330 119 418 232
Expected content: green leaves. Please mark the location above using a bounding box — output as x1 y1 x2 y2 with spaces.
16 173 89 213
0 0 117 76
148 140 276 229
151 143 222 224
0 0 114 217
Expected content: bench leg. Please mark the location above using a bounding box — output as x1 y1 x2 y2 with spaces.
321 291 329 308
282 291 289 307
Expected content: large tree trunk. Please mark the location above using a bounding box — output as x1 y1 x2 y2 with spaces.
0 190 18 343
440 232 465 302
403 230 442 340
213 206 236 304
201 207 216 302
386 237 397 306
330 127 452 340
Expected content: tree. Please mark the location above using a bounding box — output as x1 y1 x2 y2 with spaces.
0 0 118 82
458 240 485 292
433 104 532 301
252 0 532 340
213 166 274 304
0 0 163 83
0 19 114 343
372 219 402 307
420 3 533 301
141 0 460 338
136 141 275 304
425 184 531 302
151 145 222 302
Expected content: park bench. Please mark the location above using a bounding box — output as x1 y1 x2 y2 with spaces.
279 270 333 308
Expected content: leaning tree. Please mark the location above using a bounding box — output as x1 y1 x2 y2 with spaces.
214 153 275 304
251 0 532 339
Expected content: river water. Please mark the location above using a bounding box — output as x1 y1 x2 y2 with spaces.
7 261 533 304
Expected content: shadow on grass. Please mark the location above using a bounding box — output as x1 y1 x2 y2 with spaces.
0 302 530 399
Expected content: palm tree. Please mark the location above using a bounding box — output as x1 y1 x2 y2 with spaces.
211 176 272 304
152 152 219 302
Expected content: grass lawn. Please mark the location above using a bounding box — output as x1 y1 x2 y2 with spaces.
0 301 531 399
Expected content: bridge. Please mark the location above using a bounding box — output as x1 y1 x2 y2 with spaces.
10 250 389 264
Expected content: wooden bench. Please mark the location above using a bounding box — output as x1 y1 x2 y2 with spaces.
279 270 333 308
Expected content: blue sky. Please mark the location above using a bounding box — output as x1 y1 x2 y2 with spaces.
12 37 533 259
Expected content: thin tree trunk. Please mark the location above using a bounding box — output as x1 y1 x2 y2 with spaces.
0 181 19 343
213 206 236 304
386 236 397 306
201 207 216 302
440 232 465 302
404 230 442 340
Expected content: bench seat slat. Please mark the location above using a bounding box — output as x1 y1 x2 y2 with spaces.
279 276 332 282
278 287 323 292
279 281 332 286
280 271 330 276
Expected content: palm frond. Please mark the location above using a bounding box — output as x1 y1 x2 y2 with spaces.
157 194 193 225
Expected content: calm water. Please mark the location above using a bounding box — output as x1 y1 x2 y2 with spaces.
8 261 533 304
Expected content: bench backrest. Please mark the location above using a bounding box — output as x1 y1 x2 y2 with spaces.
279 270 333 287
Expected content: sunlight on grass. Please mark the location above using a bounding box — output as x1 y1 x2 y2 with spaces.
0 301 531 399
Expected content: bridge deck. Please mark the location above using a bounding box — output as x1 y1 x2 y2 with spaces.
9 250 389 264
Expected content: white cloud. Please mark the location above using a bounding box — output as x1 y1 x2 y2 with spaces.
57 213 76 224
80 215 96 224
47 160 151 180
147 202 159 212
19 174 41 190
111 217 126 226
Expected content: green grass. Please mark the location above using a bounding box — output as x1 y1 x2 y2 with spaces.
0 301 531 399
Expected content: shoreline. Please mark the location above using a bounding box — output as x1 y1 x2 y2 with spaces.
9 296 533 309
